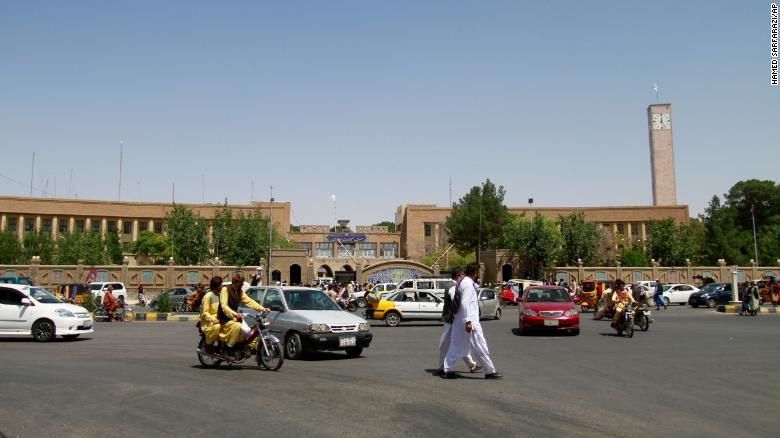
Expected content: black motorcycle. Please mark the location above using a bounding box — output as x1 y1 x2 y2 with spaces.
613 303 636 337
634 305 653 331
196 311 284 371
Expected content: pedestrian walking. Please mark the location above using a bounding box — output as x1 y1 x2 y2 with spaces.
437 267 478 375
769 277 779 308
443 263 502 380
654 279 666 310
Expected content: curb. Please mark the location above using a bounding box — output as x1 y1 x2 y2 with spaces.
716 305 779 314
133 313 199 322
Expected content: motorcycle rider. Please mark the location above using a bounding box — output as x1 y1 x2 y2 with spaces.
137 284 146 307
218 274 269 356
610 280 635 328
199 276 223 354
103 286 118 319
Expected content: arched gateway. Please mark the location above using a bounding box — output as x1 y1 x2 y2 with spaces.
362 260 435 285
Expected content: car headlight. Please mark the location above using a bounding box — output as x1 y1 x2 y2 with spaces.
358 322 370 332
565 309 578 317
524 309 538 316
55 309 75 318
308 323 331 333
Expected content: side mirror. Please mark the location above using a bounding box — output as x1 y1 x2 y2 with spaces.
270 304 284 312
20 297 32 306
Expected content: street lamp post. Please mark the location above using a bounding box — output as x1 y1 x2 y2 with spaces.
751 203 759 264
268 186 274 285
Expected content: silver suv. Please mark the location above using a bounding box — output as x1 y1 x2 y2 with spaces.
240 286 372 360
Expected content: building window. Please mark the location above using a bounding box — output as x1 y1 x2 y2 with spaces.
359 242 376 258
315 242 332 258
107 220 117 232
122 242 130 252
139 221 148 232
97 271 109 282
52 270 63 283
5 269 16 276
24 218 34 233
616 223 625 235
595 271 606 281
142 271 153 284
187 271 199 284
424 224 432 237
75 219 85 233
42 218 52 232
380 243 397 258
154 222 163 234
6 217 18 232
298 242 312 256
337 243 355 258
669 271 678 282
91 219 101 232
58 218 68 234
633 271 643 282
123 221 132 235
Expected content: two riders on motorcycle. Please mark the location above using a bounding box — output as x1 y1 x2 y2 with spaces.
609 279 636 329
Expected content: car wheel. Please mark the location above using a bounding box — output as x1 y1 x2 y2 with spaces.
345 347 363 358
63 334 80 341
356 297 368 308
571 329 580 336
517 322 525 336
175 302 186 313
663 297 670 307
707 298 717 308
32 319 56 342
150 301 159 311
285 333 304 360
691 303 698 308
384 311 401 327
495 307 502 320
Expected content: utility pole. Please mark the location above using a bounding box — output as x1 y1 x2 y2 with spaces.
751 203 759 263
268 186 274 285
118 141 124 200
29 152 35 196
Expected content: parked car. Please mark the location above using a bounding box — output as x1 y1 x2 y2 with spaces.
0 284 93 341
241 286 372 359
150 287 195 311
89 282 128 302
688 283 742 308
0 275 34 285
517 286 579 335
658 284 700 306
365 290 444 327
636 280 658 295
477 288 502 320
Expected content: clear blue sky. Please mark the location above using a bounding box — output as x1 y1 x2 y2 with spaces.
1 1 776 226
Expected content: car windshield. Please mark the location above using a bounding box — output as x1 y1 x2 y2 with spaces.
700 283 721 293
29 287 62 303
525 289 570 302
662 285 672 292
284 290 341 311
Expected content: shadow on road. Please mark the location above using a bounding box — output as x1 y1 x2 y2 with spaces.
0 337 89 343
510 328 576 337
424 368 483 380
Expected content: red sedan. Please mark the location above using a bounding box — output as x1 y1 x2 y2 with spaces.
517 286 580 335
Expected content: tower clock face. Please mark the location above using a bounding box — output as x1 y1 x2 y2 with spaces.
652 112 671 130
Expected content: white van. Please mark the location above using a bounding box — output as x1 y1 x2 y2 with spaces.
89 282 128 302
397 278 455 298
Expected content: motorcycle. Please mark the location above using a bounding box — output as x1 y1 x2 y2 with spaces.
634 305 653 331
137 293 147 308
94 303 135 322
196 311 284 371
338 296 359 313
612 302 636 337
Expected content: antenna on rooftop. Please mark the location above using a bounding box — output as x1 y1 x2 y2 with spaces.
118 141 124 201
29 152 35 197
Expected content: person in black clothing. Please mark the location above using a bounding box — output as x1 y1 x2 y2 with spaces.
654 279 667 310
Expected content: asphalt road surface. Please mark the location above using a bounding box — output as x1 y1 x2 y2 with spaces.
1 306 778 437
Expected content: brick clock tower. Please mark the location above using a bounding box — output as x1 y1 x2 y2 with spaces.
647 103 677 206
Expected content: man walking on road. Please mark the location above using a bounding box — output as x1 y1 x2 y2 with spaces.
437 267 479 375
654 279 667 310
443 263 502 380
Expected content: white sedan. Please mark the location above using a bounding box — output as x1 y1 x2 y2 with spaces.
0 284 94 341
659 284 700 306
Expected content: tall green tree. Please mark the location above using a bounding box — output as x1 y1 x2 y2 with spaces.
558 212 602 265
646 219 698 266
55 231 108 265
22 231 56 264
105 229 123 264
445 179 511 260
211 207 294 266
165 204 210 265
502 214 561 278
129 231 170 265
0 231 23 264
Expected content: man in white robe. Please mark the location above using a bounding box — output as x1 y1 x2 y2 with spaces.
438 267 479 374
443 263 503 379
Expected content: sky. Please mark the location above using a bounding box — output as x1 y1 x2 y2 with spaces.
0 1 777 227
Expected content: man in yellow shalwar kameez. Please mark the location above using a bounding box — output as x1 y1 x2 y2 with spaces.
199 276 223 354
218 274 267 351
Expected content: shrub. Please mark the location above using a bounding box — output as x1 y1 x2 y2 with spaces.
156 291 173 313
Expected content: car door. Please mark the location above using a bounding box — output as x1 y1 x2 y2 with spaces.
259 289 286 335
417 292 443 319
478 289 497 318
0 287 30 332
678 285 695 303
393 291 420 318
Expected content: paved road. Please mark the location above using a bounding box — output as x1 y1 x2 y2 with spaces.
1 306 778 437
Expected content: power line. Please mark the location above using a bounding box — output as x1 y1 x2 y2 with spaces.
0 171 47 195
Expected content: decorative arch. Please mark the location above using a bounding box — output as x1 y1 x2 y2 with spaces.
318 265 333 277
342 265 354 272
363 260 435 285
289 264 302 285
501 264 513 283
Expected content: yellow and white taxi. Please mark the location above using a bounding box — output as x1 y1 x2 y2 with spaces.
364 290 443 327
